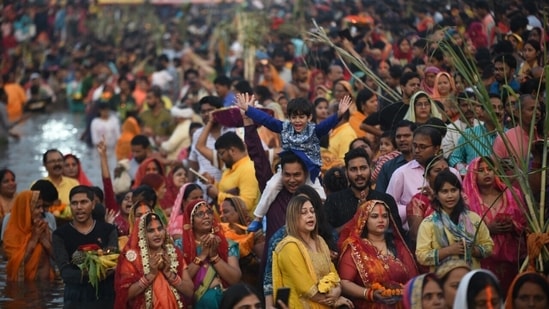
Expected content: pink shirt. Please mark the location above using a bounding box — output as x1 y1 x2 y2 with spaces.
386 160 461 230
493 126 534 160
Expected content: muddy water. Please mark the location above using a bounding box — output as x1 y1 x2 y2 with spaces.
0 111 116 308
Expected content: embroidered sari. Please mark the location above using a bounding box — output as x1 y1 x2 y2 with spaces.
273 235 336 309
338 200 418 309
462 157 526 293
176 199 236 308
3 190 55 281
115 213 186 308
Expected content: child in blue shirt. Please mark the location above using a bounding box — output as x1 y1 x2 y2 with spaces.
235 93 352 232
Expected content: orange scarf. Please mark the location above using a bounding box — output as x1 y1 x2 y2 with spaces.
3 191 53 281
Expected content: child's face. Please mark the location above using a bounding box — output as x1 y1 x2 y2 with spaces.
315 102 329 121
379 137 395 155
290 113 312 133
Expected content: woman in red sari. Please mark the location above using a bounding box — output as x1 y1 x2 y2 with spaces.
462 156 526 294
115 212 193 308
338 200 418 308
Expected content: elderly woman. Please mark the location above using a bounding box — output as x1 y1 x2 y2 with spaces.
338 200 418 308
115 213 194 308
463 157 526 293
416 170 494 270
273 195 352 309
3 190 55 281
176 199 241 307
403 273 445 309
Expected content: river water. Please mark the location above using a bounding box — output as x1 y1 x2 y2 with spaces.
0 110 114 308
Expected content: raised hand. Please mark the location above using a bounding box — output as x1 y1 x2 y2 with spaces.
105 209 117 224
235 93 255 112
337 95 353 117
97 137 107 157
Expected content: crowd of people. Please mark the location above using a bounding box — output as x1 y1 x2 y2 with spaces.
0 0 548 308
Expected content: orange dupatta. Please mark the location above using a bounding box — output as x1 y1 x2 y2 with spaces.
3 191 53 281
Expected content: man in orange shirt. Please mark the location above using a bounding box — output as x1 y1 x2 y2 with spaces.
2 72 26 121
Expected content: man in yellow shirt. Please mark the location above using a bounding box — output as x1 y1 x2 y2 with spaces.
198 130 260 216
41 149 79 219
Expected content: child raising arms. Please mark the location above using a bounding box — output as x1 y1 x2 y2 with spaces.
235 93 352 232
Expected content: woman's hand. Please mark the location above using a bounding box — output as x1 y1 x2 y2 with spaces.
161 252 172 276
447 240 465 256
105 209 117 224
208 234 220 258
488 221 513 234
334 296 355 308
148 252 164 276
337 96 352 117
373 290 400 305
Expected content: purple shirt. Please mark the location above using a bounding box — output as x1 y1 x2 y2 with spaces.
265 188 293 242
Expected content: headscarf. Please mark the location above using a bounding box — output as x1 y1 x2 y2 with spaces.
403 273 439 309
434 259 471 280
167 183 201 237
338 200 418 285
160 166 184 210
140 173 165 191
115 213 185 309
260 64 286 93
3 191 54 281
393 38 413 63
421 66 441 95
504 272 549 309
115 116 141 161
181 199 229 266
462 157 525 261
132 157 165 189
64 154 92 186
220 196 255 257
403 90 443 123
453 269 503 309
431 72 456 101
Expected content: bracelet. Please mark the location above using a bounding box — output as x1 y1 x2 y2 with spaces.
367 288 374 301
363 288 367 299
193 256 203 266
169 275 182 286
210 255 221 264
139 276 151 289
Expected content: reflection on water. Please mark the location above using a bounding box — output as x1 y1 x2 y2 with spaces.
0 111 113 308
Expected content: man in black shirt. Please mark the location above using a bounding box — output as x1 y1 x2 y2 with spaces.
324 148 405 238
361 72 421 137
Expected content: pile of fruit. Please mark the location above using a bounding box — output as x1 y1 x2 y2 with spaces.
72 244 119 297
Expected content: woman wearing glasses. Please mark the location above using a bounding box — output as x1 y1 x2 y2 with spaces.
175 199 241 308
403 91 444 125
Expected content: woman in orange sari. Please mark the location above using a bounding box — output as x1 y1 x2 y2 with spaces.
3 190 55 281
116 115 142 161
115 212 193 308
339 200 418 308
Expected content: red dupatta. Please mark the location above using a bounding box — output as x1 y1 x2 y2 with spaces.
115 213 186 308
338 200 418 308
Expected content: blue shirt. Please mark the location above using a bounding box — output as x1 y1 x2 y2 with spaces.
448 124 501 167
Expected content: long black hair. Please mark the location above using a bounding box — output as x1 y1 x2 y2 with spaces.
432 170 466 223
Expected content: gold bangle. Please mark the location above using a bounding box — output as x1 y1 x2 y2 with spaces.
210 255 221 264
193 256 203 265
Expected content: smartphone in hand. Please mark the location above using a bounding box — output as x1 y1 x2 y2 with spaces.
275 287 290 309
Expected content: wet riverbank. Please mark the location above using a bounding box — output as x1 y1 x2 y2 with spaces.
0 110 115 308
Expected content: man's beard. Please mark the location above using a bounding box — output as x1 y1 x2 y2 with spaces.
350 178 371 191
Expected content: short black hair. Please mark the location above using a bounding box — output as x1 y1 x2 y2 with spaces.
280 151 307 173
198 95 223 109
147 85 163 99
215 132 245 152
389 65 403 79
286 97 313 117
132 185 157 207
213 75 232 87
90 186 105 203
42 149 63 165
30 180 59 204
400 72 420 86
493 53 517 71
414 125 443 147
344 147 371 167
184 68 199 80
69 185 95 201
234 80 253 95
130 135 151 148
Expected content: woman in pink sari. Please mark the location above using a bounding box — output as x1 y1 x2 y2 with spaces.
462 156 526 294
